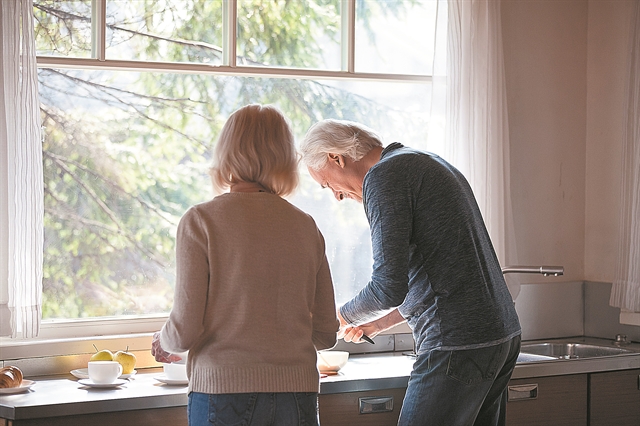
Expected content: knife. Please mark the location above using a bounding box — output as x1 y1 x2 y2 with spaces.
361 334 375 344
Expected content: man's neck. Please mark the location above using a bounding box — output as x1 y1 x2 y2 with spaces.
358 146 384 175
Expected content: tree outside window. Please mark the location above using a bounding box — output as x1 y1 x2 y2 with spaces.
33 0 434 321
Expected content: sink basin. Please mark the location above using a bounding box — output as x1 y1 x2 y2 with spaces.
520 343 634 360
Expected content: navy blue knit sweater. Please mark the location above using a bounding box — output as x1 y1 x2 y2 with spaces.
340 143 521 354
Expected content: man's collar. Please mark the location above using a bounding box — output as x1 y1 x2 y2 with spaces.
381 142 404 158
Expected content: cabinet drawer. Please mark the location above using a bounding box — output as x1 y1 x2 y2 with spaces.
590 368 640 426
506 374 587 426
319 388 406 426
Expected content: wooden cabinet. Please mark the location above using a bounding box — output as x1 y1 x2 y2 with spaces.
319 388 406 426
1 407 188 426
589 368 640 426
506 374 588 426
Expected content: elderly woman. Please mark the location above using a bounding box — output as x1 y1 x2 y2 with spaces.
152 105 339 426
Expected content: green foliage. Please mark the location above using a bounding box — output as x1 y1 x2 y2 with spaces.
237 0 340 67
34 0 425 318
34 0 92 57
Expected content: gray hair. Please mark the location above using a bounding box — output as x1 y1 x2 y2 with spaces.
299 119 384 170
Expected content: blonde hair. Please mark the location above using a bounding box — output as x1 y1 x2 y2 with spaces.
299 119 383 170
210 104 299 197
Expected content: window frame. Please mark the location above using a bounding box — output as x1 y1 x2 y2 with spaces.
38 0 432 81
2 0 428 355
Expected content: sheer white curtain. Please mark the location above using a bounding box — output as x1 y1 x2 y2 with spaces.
610 1 640 313
437 0 519 297
0 0 44 338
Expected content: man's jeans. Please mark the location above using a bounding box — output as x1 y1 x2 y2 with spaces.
187 391 319 426
399 335 521 426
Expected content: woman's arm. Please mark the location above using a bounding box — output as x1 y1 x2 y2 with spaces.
311 247 340 350
160 208 210 353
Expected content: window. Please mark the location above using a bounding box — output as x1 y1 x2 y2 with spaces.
27 0 437 338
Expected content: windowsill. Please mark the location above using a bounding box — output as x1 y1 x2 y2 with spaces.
0 332 155 360
0 332 162 378
1 320 414 378
33 314 168 339
2 317 412 358
0 315 168 362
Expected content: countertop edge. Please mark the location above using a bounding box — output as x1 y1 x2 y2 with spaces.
511 354 640 379
3 393 188 421
320 376 410 394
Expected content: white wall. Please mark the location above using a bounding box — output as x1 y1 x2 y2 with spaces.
585 0 634 282
502 0 588 285
502 0 635 284
501 0 638 337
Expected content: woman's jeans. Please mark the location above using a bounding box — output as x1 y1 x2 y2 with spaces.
188 391 319 426
399 335 521 426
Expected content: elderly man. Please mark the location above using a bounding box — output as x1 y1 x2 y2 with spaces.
300 119 521 426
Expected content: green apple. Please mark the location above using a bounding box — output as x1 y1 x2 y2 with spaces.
114 347 137 374
90 346 114 362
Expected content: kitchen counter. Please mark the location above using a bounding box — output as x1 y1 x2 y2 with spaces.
512 336 640 379
2 337 640 421
322 336 640 393
0 370 187 421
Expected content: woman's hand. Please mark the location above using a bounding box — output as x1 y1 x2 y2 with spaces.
151 331 184 363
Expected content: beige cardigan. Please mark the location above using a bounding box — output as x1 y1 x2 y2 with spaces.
160 192 339 394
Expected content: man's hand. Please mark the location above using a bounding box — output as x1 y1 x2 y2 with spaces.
340 323 379 343
337 308 407 344
336 310 380 344
151 331 184 363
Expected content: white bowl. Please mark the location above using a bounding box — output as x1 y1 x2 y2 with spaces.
317 350 349 373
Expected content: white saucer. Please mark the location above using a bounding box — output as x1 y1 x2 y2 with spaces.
154 375 188 385
71 368 136 380
0 380 35 394
78 378 127 388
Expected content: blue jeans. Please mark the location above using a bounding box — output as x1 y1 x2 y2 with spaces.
187 391 319 426
399 335 521 426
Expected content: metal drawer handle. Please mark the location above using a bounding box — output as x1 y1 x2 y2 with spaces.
508 384 538 401
359 396 394 414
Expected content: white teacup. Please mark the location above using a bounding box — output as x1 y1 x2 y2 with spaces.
163 361 187 381
88 361 123 384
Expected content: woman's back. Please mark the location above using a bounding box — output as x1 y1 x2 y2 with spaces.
163 191 338 394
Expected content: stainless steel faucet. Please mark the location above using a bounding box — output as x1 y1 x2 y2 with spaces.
501 266 564 277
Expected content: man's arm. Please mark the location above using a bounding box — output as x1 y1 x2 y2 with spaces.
340 163 415 325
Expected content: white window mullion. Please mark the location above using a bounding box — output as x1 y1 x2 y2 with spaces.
91 0 106 61
341 0 355 73
222 0 237 67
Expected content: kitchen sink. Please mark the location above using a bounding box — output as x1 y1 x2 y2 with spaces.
520 343 634 360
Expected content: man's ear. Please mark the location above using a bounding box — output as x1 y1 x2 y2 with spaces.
327 153 345 168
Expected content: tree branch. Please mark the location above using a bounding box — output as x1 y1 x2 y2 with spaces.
45 154 169 268
40 70 212 151
43 150 179 226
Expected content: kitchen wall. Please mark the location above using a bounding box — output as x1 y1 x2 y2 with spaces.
515 281 640 342
584 0 633 281
502 0 587 284
501 0 638 337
